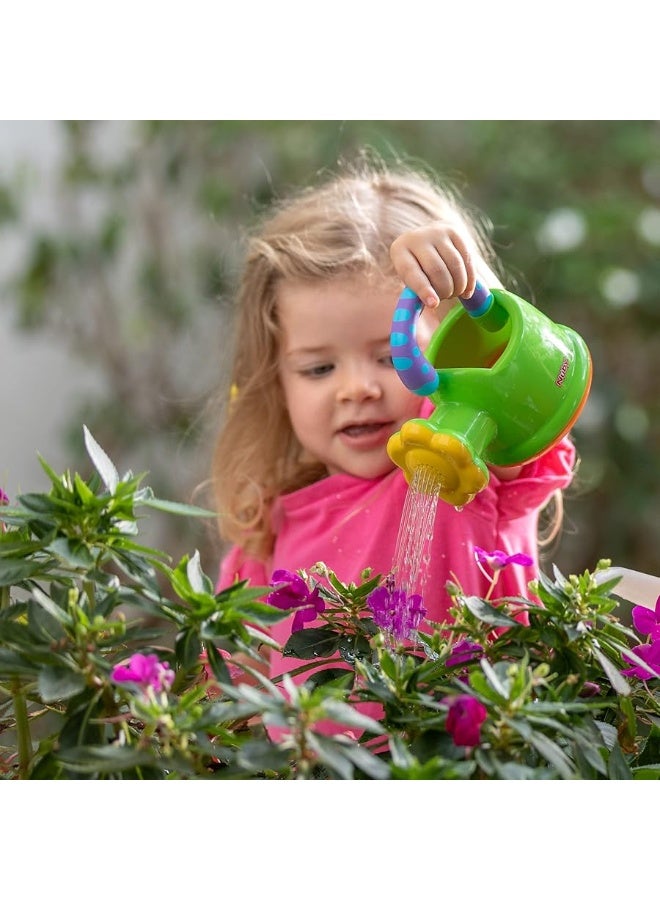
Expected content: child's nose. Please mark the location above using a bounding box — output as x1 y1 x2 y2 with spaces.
337 366 383 402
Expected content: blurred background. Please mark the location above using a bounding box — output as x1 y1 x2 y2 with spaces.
0 120 658 584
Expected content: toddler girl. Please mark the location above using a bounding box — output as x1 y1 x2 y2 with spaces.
210 159 575 695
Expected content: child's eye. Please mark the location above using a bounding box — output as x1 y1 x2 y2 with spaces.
301 363 334 378
380 355 395 368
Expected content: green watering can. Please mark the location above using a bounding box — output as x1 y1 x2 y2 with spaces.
387 282 593 507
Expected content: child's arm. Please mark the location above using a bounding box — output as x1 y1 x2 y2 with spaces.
390 223 502 308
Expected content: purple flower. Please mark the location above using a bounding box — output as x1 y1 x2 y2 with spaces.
474 547 534 573
112 652 175 693
579 681 602 698
631 595 660 641
0 489 7 533
446 639 484 668
621 640 660 681
367 582 426 642
267 569 325 632
444 695 488 747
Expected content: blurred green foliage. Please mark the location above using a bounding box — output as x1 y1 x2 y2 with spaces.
1 121 658 580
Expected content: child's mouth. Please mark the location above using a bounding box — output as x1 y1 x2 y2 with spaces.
342 423 384 437
338 422 394 449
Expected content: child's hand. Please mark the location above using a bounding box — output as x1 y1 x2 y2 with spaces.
390 223 477 308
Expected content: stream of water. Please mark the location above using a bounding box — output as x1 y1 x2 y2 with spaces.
387 465 443 643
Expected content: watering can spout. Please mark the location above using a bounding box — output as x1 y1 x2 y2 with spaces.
387 281 593 505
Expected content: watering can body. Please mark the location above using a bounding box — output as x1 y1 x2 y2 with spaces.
387 283 593 506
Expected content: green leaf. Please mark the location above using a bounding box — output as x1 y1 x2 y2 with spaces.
632 765 660 780
324 738 390 780
591 645 631 696
321 699 386 734
18 492 75 516
594 720 619 751
202 640 232 685
140 495 219 517
58 744 161 774
186 550 210 595
175 627 202 669
83 425 119 493
227 599 291 628
283 626 341 660
38 666 87 702
304 667 353 690
306 732 354 779
607 740 634 779
526 730 576 778
73 472 96 505
0 557 49 586
337 633 371 664
0 648 40 677
47 537 95 568
479 658 510 699
235 739 290 774
509 718 576 778
461 595 518 627
30 585 74 627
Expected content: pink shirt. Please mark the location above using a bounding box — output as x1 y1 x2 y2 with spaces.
218 435 576 689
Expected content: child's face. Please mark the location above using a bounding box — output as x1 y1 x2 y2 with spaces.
277 275 435 480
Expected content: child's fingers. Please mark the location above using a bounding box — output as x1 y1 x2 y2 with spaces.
408 243 471 303
391 247 441 307
426 242 471 299
448 231 477 299
390 226 479 305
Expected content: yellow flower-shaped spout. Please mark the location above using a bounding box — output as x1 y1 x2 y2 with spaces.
387 420 489 508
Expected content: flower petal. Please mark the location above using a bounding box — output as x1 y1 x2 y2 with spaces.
444 696 488 747
632 606 658 636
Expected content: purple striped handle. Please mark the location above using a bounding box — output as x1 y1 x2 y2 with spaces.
391 282 495 396
460 281 492 316
390 288 440 396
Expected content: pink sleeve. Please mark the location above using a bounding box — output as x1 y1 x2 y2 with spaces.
492 436 577 521
217 544 269 592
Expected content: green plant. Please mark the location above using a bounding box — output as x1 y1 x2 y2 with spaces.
1 430 658 779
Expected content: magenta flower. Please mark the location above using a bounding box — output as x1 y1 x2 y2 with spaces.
268 569 325 632
446 639 484 668
367 582 426 642
112 652 175 693
0 489 8 505
474 547 534 600
474 547 534 574
621 640 660 681
444 695 488 747
631 595 660 641
579 681 602 697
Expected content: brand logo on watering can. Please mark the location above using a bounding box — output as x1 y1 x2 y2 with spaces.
555 357 570 387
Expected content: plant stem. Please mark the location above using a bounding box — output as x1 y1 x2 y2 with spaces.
84 578 96 614
484 572 500 603
11 679 32 779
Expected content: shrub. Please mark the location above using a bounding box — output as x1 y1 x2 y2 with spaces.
1 430 658 780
